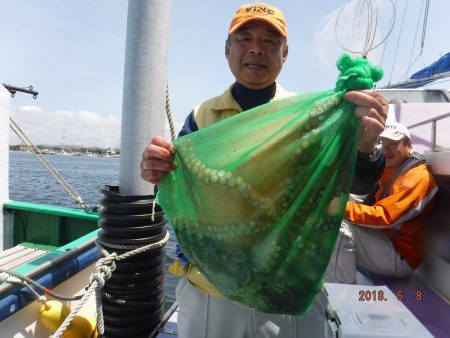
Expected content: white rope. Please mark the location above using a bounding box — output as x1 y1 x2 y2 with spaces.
0 267 81 301
388 0 409 84
151 198 157 222
50 231 170 338
49 275 104 338
165 83 177 141
97 231 170 260
9 117 91 212
1 271 46 302
420 0 430 54
50 253 117 338
23 281 46 302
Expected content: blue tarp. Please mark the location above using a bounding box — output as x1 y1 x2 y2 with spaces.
411 52 450 79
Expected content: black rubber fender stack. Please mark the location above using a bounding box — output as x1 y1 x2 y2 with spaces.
98 185 167 338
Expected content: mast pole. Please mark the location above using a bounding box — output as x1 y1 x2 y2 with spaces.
0 86 11 250
119 0 171 195
98 2 172 335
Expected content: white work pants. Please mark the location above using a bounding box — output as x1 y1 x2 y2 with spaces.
175 277 328 338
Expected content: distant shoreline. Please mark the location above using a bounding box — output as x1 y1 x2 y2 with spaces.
9 145 120 157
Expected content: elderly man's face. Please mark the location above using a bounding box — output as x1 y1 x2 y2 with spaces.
225 21 288 89
381 137 412 169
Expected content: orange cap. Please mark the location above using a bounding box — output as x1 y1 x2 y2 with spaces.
229 3 287 37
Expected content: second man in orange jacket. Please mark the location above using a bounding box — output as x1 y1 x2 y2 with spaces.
327 122 438 283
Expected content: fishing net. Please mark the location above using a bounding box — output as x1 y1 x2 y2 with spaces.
157 53 383 314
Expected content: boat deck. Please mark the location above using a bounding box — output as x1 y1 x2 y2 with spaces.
156 309 179 337
0 245 49 271
366 270 450 337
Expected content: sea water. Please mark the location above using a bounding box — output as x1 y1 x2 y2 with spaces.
8 150 181 309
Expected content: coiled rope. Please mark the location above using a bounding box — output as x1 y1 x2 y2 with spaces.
49 231 169 338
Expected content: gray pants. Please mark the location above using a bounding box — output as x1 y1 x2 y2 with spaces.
325 219 413 284
175 277 328 338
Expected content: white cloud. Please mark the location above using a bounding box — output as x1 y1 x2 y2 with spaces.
9 105 185 148
19 105 42 113
10 105 121 148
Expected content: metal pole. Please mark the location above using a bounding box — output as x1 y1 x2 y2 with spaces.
100 1 172 335
0 86 11 250
1 83 39 98
119 0 171 195
431 120 436 152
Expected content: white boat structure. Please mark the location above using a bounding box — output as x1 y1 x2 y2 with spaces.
1 1 449 338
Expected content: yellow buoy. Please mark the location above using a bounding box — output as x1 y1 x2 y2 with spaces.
39 300 98 338
39 300 70 332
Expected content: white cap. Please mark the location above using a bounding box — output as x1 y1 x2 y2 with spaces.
380 122 411 141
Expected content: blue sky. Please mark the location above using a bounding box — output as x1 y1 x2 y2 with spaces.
2 0 449 147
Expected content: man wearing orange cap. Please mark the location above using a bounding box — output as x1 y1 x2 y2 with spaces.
141 3 389 337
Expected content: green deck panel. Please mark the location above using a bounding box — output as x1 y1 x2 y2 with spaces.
18 242 58 252
4 200 99 247
1 200 101 276
4 200 99 221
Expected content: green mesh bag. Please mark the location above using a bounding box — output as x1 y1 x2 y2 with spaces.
157 54 383 314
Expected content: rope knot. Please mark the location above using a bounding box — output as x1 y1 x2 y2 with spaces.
97 252 117 268
90 271 107 288
335 53 383 91
90 253 117 287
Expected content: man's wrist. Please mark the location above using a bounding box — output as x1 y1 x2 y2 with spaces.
359 135 381 153
357 143 382 161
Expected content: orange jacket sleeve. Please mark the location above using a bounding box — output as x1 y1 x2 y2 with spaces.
345 163 438 229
